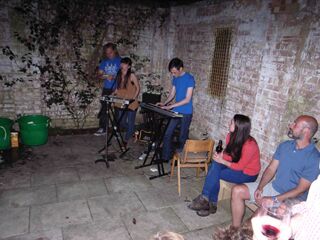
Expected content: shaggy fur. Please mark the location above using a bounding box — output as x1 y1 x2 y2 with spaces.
213 224 253 240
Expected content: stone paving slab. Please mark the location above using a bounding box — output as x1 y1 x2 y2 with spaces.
0 184 57 208
172 203 231 231
183 226 216 240
31 167 80 186
0 170 31 190
62 218 130 240
49 154 85 168
57 179 108 202
72 153 101 165
0 134 234 240
33 140 73 156
117 159 146 176
88 192 146 220
104 175 153 193
76 162 123 181
135 183 199 211
30 200 92 232
0 207 29 239
186 176 206 192
122 207 189 240
148 174 186 188
1 229 63 240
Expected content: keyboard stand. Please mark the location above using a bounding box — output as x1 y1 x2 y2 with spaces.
95 100 130 167
135 114 171 180
95 99 115 167
108 106 130 158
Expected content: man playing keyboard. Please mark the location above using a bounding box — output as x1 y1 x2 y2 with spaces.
158 58 195 165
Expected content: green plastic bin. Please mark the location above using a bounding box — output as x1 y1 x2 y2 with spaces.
18 115 50 146
0 117 14 150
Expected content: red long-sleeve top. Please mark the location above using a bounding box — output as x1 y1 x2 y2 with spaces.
222 133 261 176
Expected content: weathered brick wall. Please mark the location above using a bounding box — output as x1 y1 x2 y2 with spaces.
0 2 169 129
1 0 319 166
164 0 320 168
0 2 43 119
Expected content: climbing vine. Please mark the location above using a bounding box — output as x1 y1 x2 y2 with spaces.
1 0 168 128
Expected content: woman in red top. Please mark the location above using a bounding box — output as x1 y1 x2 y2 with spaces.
188 114 261 217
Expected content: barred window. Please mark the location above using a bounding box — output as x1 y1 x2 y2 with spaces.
208 27 232 98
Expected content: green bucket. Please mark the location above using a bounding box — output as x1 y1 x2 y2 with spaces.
18 115 50 146
0 117 14 150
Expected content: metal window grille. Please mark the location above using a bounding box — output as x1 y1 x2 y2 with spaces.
208 27 232 98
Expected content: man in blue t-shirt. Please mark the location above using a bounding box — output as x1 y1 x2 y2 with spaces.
95 43 121 136
231 115 320 227
159 58 195 163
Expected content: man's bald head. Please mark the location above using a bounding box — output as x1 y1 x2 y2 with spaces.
297 115 318 138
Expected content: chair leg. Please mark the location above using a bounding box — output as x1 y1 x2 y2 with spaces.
196 167 200 177
170 155 177 179
178 160 181 196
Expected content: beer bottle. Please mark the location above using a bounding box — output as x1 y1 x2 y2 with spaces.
216 140 223 153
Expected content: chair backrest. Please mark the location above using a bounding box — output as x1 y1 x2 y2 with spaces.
181 139 215 163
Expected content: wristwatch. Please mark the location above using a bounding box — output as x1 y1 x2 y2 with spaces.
272 196 279 203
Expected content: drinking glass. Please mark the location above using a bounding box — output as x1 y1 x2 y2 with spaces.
251 199 292 240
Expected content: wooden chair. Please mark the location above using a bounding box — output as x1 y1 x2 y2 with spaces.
170 139 215 196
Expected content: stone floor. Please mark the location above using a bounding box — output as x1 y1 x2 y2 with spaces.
0 134 235 240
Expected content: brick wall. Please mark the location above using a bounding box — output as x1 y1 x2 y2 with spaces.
1 0 319 168
164 0 320 168
0 2 169 129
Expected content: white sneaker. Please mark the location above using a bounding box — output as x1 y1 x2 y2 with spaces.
150 167 158 172
94 128 106 136
138 153 147 161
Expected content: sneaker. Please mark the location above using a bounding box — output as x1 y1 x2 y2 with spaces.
139 153 147 161
94 128 106 136
150 167 158 172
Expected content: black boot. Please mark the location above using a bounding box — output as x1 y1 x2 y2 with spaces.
188 195 209 211
196 202 217 217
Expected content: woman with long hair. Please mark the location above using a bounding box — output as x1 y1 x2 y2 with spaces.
114 57 140 145
188 114 261 217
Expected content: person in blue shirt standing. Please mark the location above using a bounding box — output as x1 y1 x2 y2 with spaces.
95 43 121 136
159 58 195 164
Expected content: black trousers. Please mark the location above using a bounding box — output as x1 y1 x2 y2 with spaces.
97 88 113 129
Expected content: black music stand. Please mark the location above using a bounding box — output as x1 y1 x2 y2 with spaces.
95 96 116 167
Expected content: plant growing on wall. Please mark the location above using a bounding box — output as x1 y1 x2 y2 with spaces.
1 0 168 128
115 38 167 99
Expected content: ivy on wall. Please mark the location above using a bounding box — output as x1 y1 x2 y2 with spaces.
1 0 168 128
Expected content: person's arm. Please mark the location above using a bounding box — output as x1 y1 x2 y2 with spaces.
214 138 259 170
97 69 114 81
162 87 193 110
272 178 312 202
97 69 106 80
257 159 279 190
130 74 140 99
213 152 231 167
253 159 279 204
158 86 176 106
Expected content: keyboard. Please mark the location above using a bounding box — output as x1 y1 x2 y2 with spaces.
140 103 182 118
